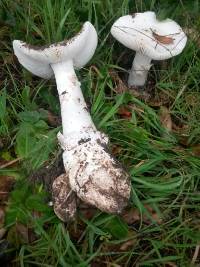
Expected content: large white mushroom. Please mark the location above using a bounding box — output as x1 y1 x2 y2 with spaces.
111 11 187 87
13 22 131 220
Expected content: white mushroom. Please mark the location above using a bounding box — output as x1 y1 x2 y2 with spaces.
13 22 131 218
111 11 187 87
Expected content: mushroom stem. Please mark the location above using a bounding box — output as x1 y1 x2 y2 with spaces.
128 52 152 87
51 60 96 137
51 61 131 215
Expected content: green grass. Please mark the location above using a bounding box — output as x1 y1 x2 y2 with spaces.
0 0 200 266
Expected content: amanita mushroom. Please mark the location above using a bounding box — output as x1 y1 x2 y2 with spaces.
111 11 187 87
13 22 131 220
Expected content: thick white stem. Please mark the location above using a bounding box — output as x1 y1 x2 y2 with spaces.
51 61 131 216
128 52 152 87
51 61 96 137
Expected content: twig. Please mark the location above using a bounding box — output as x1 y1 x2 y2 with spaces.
0 158 21 169
191 244 200 264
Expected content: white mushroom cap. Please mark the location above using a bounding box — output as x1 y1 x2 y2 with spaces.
13 21 97 79
111 11 187 60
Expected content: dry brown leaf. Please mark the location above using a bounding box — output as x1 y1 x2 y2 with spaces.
118 106 132 118
159 106 172 131
152 31 174 45
119 104 144 117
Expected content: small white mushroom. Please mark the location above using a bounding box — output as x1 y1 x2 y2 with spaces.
13 22 131 219
111 11 187 87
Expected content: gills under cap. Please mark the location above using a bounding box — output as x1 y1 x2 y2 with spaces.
111 11 187 60
13 21 97 79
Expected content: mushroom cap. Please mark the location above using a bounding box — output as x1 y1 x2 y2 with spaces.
111 11 187 60
13 21 98 79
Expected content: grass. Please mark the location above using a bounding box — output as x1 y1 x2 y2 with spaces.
0 0 200 266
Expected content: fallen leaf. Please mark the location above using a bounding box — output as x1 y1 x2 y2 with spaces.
159 106 172 131
118 106 132 118
118 104 144 117
152 31 174 45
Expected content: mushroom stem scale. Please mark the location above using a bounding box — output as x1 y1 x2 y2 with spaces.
51 61 95 137
128 52 152 87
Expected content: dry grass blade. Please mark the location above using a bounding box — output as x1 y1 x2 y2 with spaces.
0 158 21 169
191 244 200 264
